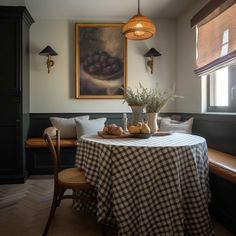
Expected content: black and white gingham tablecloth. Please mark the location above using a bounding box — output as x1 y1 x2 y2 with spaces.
73 133 214 236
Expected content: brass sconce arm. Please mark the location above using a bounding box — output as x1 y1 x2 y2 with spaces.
39 46 58 74
147 57 154 74
46 55 55 74
144 48 161 74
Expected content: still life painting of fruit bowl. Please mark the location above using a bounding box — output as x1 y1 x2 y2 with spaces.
75 23 127 99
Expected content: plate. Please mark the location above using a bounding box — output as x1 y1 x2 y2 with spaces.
97 131 132 139
133 133 152 139
152 131 172 136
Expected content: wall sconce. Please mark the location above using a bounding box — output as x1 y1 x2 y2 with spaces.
144 48 161 74
39 46 58 74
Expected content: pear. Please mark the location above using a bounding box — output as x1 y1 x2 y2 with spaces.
128 125 141 134
141 123 151 134
137 122 143 128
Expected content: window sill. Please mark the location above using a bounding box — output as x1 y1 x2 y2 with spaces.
201 112 236 115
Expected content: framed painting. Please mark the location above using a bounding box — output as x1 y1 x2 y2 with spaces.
75 23 127 99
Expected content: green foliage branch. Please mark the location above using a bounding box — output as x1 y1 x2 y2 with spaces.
123 83 183 112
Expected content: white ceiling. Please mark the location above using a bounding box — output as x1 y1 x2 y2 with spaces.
20 0 199 20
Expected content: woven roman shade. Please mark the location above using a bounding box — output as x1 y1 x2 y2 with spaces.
191 0 236 75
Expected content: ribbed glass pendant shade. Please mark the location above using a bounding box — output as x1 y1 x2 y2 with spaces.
123 0 156 40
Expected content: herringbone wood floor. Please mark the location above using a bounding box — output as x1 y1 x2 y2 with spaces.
0 176 233 236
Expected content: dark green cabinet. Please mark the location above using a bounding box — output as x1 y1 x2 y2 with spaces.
0 6 34 183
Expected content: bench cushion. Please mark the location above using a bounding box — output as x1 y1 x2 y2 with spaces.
208 148 236 183
25 138 77 148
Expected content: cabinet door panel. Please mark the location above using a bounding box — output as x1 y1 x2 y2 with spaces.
0 19 18 90
0 123 20 175
0 96 20 122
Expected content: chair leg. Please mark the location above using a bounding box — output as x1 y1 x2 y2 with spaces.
42 189 59 236
101 225 107 236
57 189 66 206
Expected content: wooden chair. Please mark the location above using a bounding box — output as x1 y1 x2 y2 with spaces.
42 129 93 236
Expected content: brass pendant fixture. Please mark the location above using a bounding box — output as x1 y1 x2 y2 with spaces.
123 0 156 40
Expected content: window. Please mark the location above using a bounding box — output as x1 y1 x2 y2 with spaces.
209 67 228 107
207 64 236 112
191 0 236 112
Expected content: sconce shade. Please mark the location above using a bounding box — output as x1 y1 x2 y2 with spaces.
144 48 161 57
123 0 156 40
39 46 58 56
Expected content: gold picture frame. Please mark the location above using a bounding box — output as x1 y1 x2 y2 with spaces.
75 23 127 99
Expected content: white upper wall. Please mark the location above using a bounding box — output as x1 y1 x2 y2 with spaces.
175 0 207 113
25 0 196 20
1 0 205 114
30 18 176 113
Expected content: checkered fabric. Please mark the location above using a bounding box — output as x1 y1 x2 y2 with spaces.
74 133 214 236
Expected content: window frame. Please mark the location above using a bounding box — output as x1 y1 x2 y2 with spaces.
206 65 236 113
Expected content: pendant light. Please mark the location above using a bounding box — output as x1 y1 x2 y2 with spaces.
123 0 156 40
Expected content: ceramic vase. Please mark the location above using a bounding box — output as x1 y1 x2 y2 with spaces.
130 106 144 125
146 112 158 134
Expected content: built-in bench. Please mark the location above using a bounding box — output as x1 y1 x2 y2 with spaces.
25 113 124 174
25 113 236 178
25 138 77 175
25 138 236 182
208 148 236 184
208 148 236 235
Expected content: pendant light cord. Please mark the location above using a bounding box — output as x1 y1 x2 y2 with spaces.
138 0 140 15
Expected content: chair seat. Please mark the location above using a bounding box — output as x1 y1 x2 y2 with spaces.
58 168 91 189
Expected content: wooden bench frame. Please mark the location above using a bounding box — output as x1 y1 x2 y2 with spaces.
208 148 236 184
25 138 77 148
25 138 77 175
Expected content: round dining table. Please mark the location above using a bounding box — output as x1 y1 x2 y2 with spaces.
73 132 214 236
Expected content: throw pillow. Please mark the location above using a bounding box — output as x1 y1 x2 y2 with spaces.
75 117 107 138
50 115 89 138
157 116 180 126
159 117 194 134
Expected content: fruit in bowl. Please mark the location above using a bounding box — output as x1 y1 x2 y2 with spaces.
141 123 151 134
128 124 141 134
128 122 151 134
81 51 123 80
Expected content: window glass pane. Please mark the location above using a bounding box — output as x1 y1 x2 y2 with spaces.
230 65 236 104
209 67 228 106
220 29 229 56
